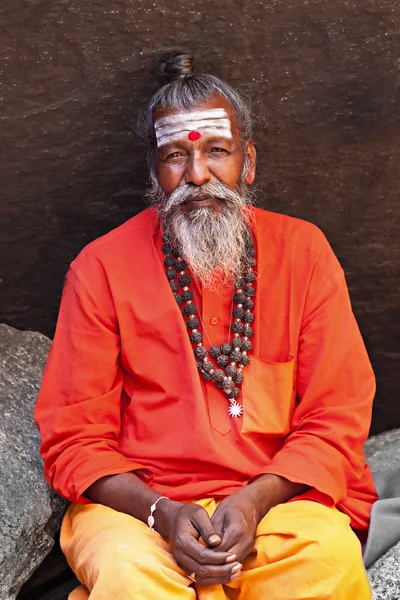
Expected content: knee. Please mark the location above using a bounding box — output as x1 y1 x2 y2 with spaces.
250 505 369 597
267 508 364 577
79 544 158 593
93 546 187 592
101 545 162 576
306 513 364 572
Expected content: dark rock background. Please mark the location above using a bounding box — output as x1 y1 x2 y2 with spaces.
1 0 399 435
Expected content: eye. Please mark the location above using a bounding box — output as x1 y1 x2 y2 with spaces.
165 151 184 161
210 147 228 154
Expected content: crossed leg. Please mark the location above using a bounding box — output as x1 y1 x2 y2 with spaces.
62 499 371 600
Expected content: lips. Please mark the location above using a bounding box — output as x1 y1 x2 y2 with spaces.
185 195 213 204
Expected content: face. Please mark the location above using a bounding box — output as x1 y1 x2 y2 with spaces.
149 94 256 289
153 94 256 213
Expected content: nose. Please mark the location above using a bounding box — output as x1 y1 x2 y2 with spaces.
184 153 211 186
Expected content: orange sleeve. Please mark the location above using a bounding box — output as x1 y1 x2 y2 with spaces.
264 260 376 507
34 258 151 504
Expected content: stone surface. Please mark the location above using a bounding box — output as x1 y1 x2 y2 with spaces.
365 429 400 598
364 428 400 472
370 541 400 600
0 324 67 600
0 0 399 435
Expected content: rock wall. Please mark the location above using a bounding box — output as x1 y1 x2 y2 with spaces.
0 325 66 600
1 0 399 434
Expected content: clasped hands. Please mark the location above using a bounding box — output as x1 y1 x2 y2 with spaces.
156 486 261 587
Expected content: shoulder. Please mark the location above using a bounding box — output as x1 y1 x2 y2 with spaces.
77 207 156 260
253 207 341 278
65 207 159 295
253 207 329 254
70 207 157 271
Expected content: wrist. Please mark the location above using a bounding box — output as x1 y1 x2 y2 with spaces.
245 477 273 522
247 474 310 522
152 498 183 539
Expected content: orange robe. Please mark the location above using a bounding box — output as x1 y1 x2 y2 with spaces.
34 207 377 531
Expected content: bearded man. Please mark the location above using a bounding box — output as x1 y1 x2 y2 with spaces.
35 53 377 600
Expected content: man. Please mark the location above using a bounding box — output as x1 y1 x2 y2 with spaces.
35 53 377 599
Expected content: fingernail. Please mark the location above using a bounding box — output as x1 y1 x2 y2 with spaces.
226 554 237 563
231 563 242 574
209 535 221 544
231 572 241 581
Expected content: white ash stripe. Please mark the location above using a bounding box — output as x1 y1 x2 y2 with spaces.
155 118 231 135
155 109 232 147
155 109 229 129
157 127 232 147
156 122 232 146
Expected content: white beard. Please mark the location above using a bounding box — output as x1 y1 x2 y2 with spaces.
147 178 255 290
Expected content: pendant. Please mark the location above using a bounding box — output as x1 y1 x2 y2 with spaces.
228 402 243 418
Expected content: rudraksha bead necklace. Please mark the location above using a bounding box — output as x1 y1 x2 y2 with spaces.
162 232 256 418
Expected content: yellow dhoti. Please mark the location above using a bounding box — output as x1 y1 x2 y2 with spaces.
61 499 371 600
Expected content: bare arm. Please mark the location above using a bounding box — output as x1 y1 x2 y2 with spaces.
86 473 242 586
86 472 181 539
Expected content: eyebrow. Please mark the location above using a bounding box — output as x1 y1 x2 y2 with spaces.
158 135 233 152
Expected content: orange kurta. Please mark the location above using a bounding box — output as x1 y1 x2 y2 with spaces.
34 207 377 530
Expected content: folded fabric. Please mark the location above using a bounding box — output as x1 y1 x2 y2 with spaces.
364 468 400 567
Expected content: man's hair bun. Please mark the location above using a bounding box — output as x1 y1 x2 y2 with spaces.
159 52 194 82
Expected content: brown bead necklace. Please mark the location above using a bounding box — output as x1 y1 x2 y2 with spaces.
162 232 256 417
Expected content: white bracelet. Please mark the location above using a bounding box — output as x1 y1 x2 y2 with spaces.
147 496 169 530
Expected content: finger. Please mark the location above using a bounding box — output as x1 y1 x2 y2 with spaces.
177 556 242 587
210 506 225 539
221 536 254 564
195 563 243 587
214 523 243 553
180 534 237 566
190 508 222 547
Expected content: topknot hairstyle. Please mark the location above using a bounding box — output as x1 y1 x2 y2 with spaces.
139 52 253 174
159 53 195 81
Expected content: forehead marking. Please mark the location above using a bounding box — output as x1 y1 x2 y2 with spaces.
188 131 201 141
155 109 229 129
155 109 232 148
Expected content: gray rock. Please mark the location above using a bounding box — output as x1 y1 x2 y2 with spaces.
0 324 67 600
364 428 400 472
370 541 400 600
365 429 400 599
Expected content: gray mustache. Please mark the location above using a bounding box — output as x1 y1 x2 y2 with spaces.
165 181 242 209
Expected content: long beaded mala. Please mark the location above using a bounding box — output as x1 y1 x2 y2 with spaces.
162 232 256 418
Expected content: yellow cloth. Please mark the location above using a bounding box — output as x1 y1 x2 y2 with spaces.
62 499 371 600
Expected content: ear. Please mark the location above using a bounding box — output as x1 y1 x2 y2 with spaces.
244 141 257 185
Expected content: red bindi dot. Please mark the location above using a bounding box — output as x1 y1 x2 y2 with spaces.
188 131 201 141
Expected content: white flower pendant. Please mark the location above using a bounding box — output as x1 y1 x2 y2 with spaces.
228 403 243 418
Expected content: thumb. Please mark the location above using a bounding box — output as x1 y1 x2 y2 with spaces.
192 508 222 547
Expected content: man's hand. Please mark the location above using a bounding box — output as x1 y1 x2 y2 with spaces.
156 500 243 586
210 475 311 563
210 487 259 563
86 471 308 586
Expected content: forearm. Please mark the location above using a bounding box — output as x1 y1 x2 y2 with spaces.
247 474 310 522
86 472 181 539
